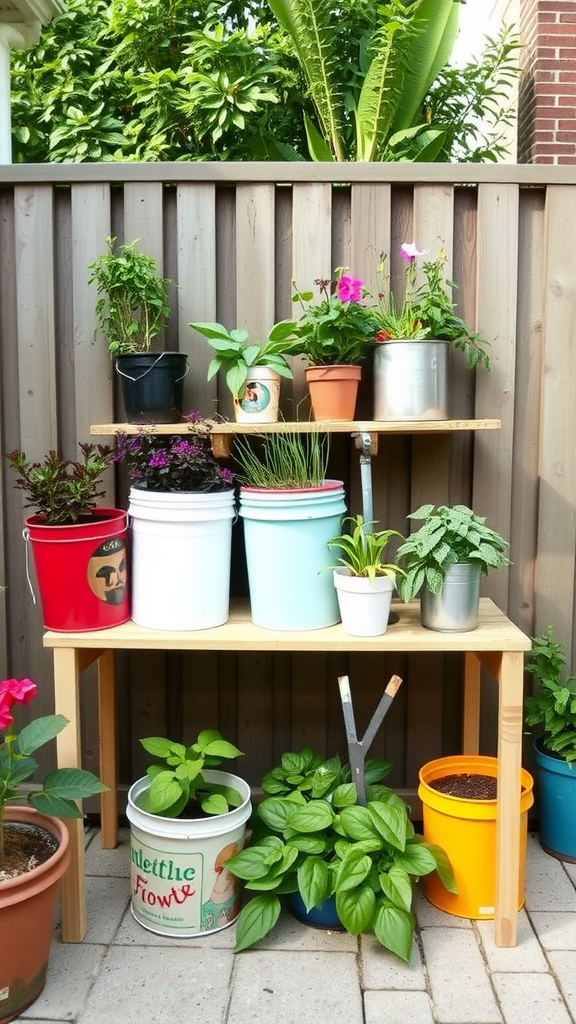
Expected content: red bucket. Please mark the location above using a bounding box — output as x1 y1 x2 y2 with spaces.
25 508 130 631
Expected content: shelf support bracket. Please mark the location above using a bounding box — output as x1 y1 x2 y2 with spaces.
353 431 378 528
338 673 403 806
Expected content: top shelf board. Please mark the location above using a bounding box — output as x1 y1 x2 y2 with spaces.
91 419 501 458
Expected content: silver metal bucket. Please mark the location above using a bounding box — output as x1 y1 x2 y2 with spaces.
373 340 448 420
420 562 481 632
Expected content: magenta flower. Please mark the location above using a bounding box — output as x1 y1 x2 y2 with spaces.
0 678 37 728
400 242 429 262
337 275 363 303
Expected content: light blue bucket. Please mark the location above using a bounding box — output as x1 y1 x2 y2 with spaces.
239 480 346 630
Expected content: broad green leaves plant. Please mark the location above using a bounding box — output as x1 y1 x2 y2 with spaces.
88 238 172 357
10 0 519 164
138 729 244 818
189 320 297 399
328 515 405 584
396 504 510 602
525 628 576 765
225 749 455 960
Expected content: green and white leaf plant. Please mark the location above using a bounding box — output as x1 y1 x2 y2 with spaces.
225 748 455 961
396 504 510 603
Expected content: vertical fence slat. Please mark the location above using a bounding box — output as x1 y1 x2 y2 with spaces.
535 186 576 652
177 183 217 415
473 183 520 611
71 184 114 451
291 183 332 406
235 184 276 340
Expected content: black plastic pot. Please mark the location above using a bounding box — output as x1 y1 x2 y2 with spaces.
116 352 189 424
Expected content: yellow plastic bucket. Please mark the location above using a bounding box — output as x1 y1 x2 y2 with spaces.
418 755 534 919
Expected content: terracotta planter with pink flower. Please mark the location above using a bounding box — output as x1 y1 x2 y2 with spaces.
0 677 106 1023
288 270 377 421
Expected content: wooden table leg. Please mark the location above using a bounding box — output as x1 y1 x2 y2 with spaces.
98 648 118 849
53 647 87 943
462 651 481 754
494 650 524 947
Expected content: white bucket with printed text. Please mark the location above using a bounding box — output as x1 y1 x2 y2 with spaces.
126 770 252 937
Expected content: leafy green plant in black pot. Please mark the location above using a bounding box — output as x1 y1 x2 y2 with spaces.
225 748 455 961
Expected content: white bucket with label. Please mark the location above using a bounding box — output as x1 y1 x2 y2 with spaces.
128 487 236 630
126 770 252 937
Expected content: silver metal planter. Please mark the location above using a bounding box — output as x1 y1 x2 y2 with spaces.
373 340 448 420
420 562 481 632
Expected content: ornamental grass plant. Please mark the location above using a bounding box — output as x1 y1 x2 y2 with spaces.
233 426 330 489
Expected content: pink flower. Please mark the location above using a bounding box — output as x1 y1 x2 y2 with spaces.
0 677 37 707
399 242 429 261
0 678 37 729
0 702 14 729
337 275 363 303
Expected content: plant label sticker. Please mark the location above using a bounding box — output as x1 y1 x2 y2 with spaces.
130 834 242 935
87 536 128 605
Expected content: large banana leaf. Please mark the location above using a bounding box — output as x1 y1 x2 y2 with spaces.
267 0 345 160
389 0 461 135
355 6 418 162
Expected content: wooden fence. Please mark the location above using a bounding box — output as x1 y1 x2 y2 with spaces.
0 162 575 800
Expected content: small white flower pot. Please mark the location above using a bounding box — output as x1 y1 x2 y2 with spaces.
333 568 395 636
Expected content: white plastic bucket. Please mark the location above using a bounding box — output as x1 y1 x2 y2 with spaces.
126 770 252 937
239 481 346 630
128 487 235 630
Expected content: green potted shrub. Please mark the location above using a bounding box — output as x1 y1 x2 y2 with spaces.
88 237 186 424
327 514 405 636
370 243 491 420
288 269 378 420
0 676 107 1021
395 503 510 631
225 747 455 961
233 428 346 630
126 728 252 938
524 627 576 860
189 319 297 423
6 444 129 631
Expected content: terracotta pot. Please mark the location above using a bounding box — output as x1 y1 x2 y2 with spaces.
305 364 361 421
0 808 70 1024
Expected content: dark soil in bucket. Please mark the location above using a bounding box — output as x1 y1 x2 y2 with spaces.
429 773 497 800
0 822 59 881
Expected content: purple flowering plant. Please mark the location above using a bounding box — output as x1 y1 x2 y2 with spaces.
115 413 234 493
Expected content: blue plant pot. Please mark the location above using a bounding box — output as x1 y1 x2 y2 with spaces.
533 736 576 862
288 892 343 930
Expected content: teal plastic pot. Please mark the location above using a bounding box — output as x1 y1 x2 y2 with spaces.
533 737 576 862
239 481 346 630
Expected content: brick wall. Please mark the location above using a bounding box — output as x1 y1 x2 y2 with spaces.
518 0 576 163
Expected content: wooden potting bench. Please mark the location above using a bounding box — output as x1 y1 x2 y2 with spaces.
44 598 530 947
